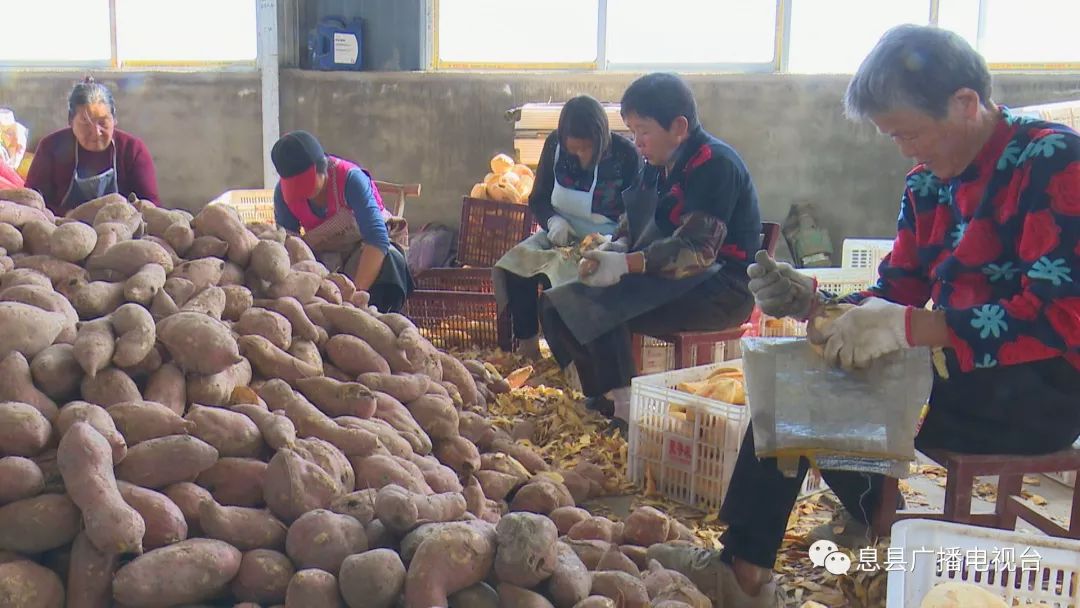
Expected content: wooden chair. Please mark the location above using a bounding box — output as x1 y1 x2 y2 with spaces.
873 448 1080 540
631 222 781 372
373 180 421 218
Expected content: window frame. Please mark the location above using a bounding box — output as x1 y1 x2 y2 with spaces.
0 0 258 70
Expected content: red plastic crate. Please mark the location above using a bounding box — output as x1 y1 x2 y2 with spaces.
457 197 538 267
405 268 512 351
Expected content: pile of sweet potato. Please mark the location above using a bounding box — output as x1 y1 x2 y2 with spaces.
0 189 711 608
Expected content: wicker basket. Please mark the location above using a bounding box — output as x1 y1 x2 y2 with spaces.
406 268 512 351
457 197 537 267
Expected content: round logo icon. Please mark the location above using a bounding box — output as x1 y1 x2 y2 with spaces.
824 551 853 575
808 540 839 567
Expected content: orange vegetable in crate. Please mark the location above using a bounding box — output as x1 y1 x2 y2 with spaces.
469 183 487 198
490 154 515 174
675 367 746 404
511 164 535 180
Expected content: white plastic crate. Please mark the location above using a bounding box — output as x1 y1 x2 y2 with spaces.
842 238 894 272
802 267 876 296
209 189 276 225
887 519 1080 608
758 314 807 338
629 361 749 512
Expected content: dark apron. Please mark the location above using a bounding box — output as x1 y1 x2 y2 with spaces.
544 170 720 345
61 142 119 212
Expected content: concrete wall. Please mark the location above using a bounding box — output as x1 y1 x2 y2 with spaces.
2 69 1079 254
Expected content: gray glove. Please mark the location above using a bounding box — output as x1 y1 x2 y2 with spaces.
747 250 819 319
598 236 629 253
546 216 574 247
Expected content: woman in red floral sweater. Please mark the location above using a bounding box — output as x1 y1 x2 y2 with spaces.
646 25 1080 608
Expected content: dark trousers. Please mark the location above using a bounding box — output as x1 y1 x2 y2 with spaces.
719 355 1080 568
540 269 754 398
504 272 552 340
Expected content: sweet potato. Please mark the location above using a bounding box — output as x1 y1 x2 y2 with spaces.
222 284 254 321
80 366 141 406
252 239 291 284
49 221 97 263
231 403 296 451
463 474 486 519
0 301 65 360
328 488 377 525
404 523 497 608
439 353 481 407
118 343 163 378
0 401 51 456
378 312 414 335
263 448 342 523
292 259 329 277
171 257 226 291
163 276 196 307
67 531 119 608
185 404 264 458
1 268 51 290
182 285 227 319
476 470 522 502
336 416 412 459
87 238 174 280
237 307 293 350
568 516 620 543
492 437 549 474
108 400 194 444
0 283 78 344
285 568 343 608
0 493 81 553
231 549 294 605
197 457 269 507
0 352 59 420
358 372 429 404
374 484 467 535
14 255 89 287
56 401 127 462
338 548 405 608
145 362 186 415
163 482 213 536
258 380 381 457
122 263 167 306
497 584 555 608
622 506 671 547
112 538 242 607
21 219 55 254
162 221 194 254
423 462 464 494
285 509 367 575
58 422 146 554
109 303 156 368
352 454 432 495
0 559 65 608
448 583 499 608
480 452 532 482
372 391 431 455
89 222 123 258
65 192 123 223
158 312 242 374
590 571 649 608
284 235 316 264
322 306 411 368
433 435 480 477
408 396 460 445
459 411 498 451
266 271 321 302
251 297 319 344
317 278 343 304
115 434 219 489
510 478 574 515
293 437 355 495
200 498 288 551
572 597 617 608
543 542 592 608
296 376 376 419
558 469 598 504
0 222 22 253
188 358 253 407
116 481 188 549
187 235 229 259
64 278 126 319
220 261 245 285
325 333 390 376
550 506 592 536
149 288 179 320
495 512 559 587
73 319 114 378
241 334 321 384
597 544 641 577
0 456 44 505
193 204 260 266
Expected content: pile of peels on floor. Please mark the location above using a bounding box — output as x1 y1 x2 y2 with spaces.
463 346 907 607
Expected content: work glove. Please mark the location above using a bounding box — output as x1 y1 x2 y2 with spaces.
598 236 630 253
818 297 913 370
579 249 629 287
747 250 819 319
546 215 574 247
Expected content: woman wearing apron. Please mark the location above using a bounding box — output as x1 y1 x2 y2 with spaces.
494 95 640 359
270 130 413 313
541 73 762 424
25 78 159 214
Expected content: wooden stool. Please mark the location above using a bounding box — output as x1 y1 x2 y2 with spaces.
873 448 1080 539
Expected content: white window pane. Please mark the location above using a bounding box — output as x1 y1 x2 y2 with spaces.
788 0 932 73
980 0 1080 63
116 0 257 62
606 0 777 65
936 0 980 48
438 0 598 64
0 1 110 63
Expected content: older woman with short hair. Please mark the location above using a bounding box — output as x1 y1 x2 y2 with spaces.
26 78 158 214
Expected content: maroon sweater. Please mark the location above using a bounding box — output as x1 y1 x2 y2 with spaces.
25 128 159 213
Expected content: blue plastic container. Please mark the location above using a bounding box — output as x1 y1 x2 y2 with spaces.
308 16 364 71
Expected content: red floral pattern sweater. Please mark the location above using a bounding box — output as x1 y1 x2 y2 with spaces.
847 108 1080 373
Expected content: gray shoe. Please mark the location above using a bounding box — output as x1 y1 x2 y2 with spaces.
804 510 876 550
515 335 542 360
646 543 782 608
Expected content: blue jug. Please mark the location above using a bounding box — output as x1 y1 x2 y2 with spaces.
308 16 364 71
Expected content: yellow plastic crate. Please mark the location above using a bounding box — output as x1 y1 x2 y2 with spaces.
209 189 276 226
